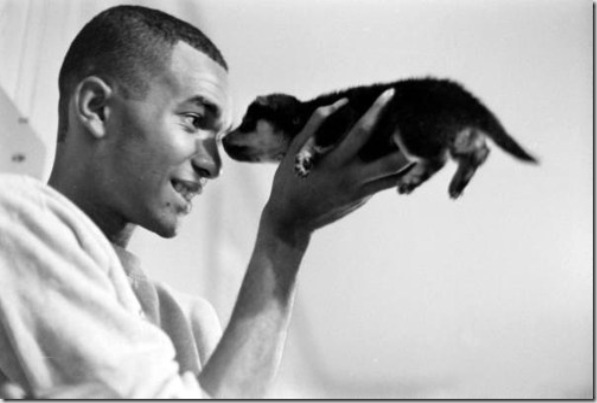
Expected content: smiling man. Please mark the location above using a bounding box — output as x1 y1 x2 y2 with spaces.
50 40 230 243
0 5 409 399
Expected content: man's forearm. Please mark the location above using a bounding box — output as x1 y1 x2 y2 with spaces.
198 209 309 398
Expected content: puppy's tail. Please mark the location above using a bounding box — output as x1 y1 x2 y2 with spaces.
478 108 538 164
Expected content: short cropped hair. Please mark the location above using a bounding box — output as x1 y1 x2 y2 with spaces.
57 5 228 142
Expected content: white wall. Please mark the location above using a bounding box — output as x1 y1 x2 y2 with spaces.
0 0 592 398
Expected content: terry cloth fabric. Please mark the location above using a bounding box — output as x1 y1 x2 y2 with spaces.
111 244 217 377
0 174 212 398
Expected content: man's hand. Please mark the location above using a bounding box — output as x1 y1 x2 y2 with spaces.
263 88 411 245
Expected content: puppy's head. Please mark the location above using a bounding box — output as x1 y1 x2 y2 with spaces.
223 94 305 162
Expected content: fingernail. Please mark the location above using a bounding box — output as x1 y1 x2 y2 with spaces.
381 88 395 100
334 97 349 107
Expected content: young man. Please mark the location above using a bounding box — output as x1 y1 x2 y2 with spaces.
0 5 409 398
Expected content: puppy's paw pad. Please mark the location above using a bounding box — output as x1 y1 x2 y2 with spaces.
295 165 310 178
397 178 420 194
294 152 313 178
397 184 414 194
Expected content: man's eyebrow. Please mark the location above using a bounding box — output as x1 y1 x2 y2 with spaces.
185 95 230 132
186 95 221 117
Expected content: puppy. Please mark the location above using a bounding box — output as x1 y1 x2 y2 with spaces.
223 77 538 198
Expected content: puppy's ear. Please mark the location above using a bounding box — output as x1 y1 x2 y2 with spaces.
75 76 113 139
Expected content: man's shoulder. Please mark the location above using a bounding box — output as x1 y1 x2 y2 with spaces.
0 173 113 262
0 174 67 211
0 174 53 218
0 173 83 227
0 173 46 197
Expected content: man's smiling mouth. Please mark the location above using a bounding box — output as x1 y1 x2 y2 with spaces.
171 179 202 202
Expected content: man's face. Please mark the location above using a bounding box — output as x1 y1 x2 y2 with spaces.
99 42 231 238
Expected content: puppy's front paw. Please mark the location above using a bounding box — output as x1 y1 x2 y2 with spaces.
396 172 421 194
397 182 416 195
294 151 314 178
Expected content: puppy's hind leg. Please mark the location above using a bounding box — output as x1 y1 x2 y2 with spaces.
392 128 447 195
396 157 446 195
448 128 490 198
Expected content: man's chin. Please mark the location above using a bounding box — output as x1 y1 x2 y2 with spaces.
136 205 184 238
158 229 178 239
147 217 181 239
157 222 180 239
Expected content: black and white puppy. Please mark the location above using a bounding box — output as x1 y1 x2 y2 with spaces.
223 77 537 198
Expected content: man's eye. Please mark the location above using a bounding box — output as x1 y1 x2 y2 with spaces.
184 114 205 129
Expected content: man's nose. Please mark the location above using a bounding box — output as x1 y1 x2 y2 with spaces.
192 138 222 179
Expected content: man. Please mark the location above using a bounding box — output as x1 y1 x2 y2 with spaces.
0 5 409 398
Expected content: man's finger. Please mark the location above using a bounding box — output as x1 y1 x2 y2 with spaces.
286 98 349 155
359 162 417 197
359 149 412 183
336 88 395 158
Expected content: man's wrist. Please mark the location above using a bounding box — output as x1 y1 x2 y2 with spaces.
260 202 312 252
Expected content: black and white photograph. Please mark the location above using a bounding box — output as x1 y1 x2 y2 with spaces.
0 0 592 399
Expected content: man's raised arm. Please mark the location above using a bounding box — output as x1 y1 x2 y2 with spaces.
198 89 410 398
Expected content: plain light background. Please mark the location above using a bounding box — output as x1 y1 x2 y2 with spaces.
0 0 593 398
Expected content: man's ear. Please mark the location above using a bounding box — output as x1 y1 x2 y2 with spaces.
75 76 113 139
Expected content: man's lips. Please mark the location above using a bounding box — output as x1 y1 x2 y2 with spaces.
171 178 203 202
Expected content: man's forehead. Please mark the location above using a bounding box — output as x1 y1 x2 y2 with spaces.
169 41 229 89
166 41 232 129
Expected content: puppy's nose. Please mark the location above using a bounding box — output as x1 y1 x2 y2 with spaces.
222 132 250 162
223 142 255 162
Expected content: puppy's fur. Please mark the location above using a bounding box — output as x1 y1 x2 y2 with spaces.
223 78 537 198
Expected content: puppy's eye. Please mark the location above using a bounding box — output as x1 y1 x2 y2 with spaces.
238 118 255 132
